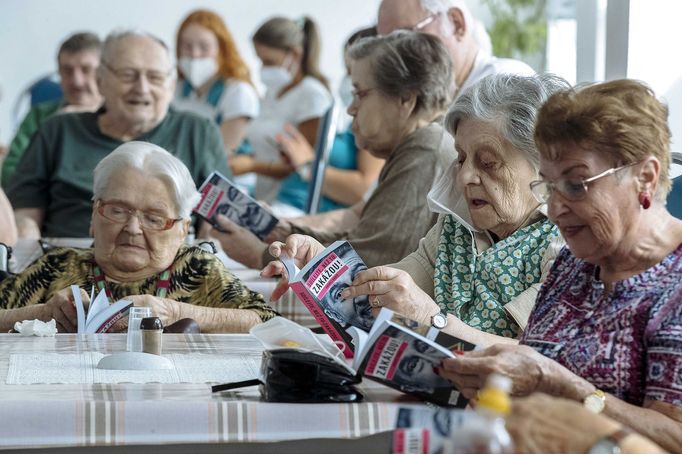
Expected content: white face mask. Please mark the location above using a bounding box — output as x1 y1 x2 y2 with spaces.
338 75 353 107
259 53 296 94
259 66 291 93
178 57 218 89
426 159 481 233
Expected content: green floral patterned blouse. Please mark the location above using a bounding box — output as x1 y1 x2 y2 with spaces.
433 215 560 337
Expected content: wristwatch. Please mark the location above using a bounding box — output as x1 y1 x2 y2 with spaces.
295 161 313 181
588 428 631 454
430 311 447 330
584 388 606 413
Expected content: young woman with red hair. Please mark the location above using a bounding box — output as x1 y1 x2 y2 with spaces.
173 9 259 154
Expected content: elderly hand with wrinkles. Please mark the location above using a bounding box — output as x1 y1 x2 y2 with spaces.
339 266 441 325
437 343 579 400
260 234 327 301
39 287 90 333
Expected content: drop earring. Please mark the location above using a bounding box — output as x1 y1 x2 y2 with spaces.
638 191 651 209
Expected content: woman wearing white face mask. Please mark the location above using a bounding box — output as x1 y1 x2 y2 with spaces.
271 26 384 214
230 16 333 206
173 10 259 154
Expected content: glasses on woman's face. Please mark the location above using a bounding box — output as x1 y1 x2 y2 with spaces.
97 201 181 231
529 162 637 204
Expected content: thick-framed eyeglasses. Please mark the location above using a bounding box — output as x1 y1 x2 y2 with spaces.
530 162 638 204
97 201 182 231
102 62 172 86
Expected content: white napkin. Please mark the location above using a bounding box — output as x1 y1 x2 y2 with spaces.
13 319 58 337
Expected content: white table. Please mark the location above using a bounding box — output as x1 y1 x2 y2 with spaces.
0 333 420 451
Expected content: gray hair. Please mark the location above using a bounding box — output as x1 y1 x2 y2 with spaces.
99 29 171 68
93 141 201 218
445 73 571 170
348 30 453 115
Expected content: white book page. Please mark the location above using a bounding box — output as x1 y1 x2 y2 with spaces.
71 285 86 334
85 289 109 327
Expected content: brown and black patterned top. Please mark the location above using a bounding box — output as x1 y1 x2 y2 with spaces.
0 245 277 323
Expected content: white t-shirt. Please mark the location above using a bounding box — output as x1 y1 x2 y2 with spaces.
172 78 260 123
459 51 535 96
246 76 332 202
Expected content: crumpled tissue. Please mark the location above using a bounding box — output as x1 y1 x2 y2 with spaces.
14 319 58 337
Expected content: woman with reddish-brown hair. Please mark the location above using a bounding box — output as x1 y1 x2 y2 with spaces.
173 9 259 153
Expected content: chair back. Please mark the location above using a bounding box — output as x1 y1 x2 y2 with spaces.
667 152 682 219
305 102 338 214
12 73 63 130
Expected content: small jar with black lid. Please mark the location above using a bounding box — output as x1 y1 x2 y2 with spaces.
140 317 164 355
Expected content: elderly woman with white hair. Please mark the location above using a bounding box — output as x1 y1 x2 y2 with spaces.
0 142 276 333
268 74 568 345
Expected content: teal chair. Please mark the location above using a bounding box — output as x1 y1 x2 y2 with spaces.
667 152 682 219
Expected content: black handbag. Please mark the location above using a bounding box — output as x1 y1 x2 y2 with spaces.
259 349 362 403
212 349 363 403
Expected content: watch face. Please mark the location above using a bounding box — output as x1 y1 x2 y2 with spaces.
432 313 447 329
588 439 621 454
585 394 605 413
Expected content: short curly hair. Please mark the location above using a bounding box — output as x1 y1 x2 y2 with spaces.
534 79 672 198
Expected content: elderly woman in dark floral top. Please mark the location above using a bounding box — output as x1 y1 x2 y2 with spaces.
0 141 276 333
439 80 682 452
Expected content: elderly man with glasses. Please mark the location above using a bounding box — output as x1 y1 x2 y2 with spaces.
377 0 534 96
7 30 230 239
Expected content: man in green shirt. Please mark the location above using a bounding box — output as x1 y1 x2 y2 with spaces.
7 30 231 238
2 32 102 186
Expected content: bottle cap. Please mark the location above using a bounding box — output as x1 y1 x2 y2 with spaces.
140 316 163 330
477 373 512 415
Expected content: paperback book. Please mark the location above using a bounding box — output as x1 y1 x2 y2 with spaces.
70 285 133 334
279 240 374 358
194 171 278 239
350 308 475 407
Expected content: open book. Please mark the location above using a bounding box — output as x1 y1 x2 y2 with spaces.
70 285 133 333
194 171 279 239
252 310 475 408
279 240 374 358
350 308 475 407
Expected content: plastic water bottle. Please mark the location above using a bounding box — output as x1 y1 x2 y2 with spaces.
445 373 515 454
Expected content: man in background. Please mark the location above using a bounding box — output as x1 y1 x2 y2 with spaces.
378 0 534 95
7 30 229 239
2 32 102 186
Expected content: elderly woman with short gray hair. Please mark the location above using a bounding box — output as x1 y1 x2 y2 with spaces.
327 73 570 346
0 141 276 333
226 30 456 271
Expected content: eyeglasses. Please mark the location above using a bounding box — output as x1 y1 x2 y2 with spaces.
102 62 172 86
97 201 182 231
401 13 440 32
530 162 638 204
350 87 377 103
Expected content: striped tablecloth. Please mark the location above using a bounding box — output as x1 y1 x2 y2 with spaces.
0 333 421 449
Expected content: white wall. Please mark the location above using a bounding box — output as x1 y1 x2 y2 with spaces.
0 0 381 143
628 0 682 153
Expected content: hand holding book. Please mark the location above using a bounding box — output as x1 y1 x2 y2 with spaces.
260 234 327 301
339 265 442 327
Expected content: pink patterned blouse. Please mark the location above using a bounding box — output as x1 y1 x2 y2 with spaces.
521 245 682 406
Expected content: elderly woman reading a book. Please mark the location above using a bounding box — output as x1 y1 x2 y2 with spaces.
211 30 454 269
0 141 276 333
437 80 682 452
265 74 568 346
